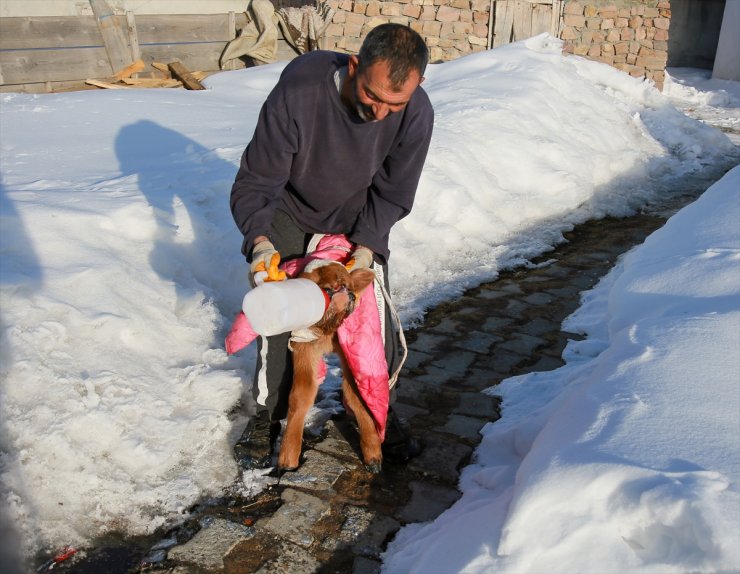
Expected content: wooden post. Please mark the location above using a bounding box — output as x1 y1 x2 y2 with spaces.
126 11 141 62
551 0 564 39
89 0 134 75
487 0 495 49
228 11 237 70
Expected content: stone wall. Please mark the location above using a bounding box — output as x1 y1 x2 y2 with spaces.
561 1 671 89
322 0 492 64
320 0 671 90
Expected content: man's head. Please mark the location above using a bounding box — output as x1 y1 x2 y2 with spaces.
345 24 429 122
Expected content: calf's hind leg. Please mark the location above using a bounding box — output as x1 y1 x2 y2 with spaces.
339 352 382 473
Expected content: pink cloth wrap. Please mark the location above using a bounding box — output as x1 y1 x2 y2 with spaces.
225 235 390 439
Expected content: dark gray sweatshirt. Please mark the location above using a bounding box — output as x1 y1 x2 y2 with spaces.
230 50 434 264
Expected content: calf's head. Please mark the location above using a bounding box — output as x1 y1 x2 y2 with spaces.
299 262 376 335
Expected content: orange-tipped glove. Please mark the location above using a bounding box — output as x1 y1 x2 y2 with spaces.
251 240 286 284
254 252 287 282
346 246 374 270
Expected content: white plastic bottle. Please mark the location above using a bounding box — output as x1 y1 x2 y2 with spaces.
242 279 329 336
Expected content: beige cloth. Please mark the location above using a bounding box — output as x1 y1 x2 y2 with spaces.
220 0 279 67
276 1 335 55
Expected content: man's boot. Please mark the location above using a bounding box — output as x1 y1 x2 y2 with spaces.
382 407 424 463
234 411 280 470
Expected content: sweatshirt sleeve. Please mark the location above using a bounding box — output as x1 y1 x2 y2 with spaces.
349 97 434 264
230 87 298 261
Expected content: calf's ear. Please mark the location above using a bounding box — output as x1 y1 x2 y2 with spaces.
349 268 376 294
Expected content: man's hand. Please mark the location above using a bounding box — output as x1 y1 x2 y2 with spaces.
348 246 374 270
251 239 285 283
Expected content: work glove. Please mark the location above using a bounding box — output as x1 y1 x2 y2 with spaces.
251 240 286 285
347 246 374 270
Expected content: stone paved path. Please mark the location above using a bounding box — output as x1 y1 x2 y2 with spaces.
157 214 673 574
46 164 736 574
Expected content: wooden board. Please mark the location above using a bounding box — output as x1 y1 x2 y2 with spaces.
531 4 553 36
0 46 113 84
493 0 557 47
493 0 515 48
513 0 532 42
90 0 135 73
167 61 205 90
0 16 105 50
0 11 298 88
133 13 248 44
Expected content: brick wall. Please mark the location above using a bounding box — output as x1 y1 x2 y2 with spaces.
561 1 671 89
320 0 671 90
323 0 492 64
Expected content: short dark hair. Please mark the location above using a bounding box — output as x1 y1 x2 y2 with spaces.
358 23 429 88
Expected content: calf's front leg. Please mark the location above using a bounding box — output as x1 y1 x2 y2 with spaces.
278 344 320 471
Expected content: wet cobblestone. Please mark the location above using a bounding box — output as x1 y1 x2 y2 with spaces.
46 162 738 574
161 211 671 574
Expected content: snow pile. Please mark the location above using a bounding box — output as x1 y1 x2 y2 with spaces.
1 34 737 557
382 166 740 573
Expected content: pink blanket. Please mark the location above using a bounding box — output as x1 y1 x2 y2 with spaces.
225 235 390 439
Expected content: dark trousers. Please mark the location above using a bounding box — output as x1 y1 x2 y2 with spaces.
252 210 403 421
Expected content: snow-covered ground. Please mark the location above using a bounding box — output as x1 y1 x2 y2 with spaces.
1 34 738 570
383 164 740 574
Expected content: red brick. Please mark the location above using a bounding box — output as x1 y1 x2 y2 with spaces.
564 1 584 16
420 6 436 21
366 1 381 16
381 3 402 16
561 26 580 40
564 14 586 27
403 4 422 17
437 5 461 22
654 17 670 30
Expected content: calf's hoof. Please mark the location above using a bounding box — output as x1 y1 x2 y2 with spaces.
363 460 382 474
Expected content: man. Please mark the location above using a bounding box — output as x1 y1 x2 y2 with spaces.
230 23 434 469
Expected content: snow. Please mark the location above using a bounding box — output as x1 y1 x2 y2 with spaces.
0 33 738 571
382 165 740 574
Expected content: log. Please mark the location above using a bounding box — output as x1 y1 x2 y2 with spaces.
167 61 206 90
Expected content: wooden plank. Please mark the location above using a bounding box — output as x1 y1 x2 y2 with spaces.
0 12 297 87
120 77 183 88
167 61 205 90
228 11 237 71
493 0 515 48
132 13 248 44
113 58 145 80
89 0 134 73
512 0 532 42
151 62 172 77
0 79 94 94
0 16 104 50
141 43 235 73
0 14 250 50
551 0 564 37
139 39 295 72
85 78 129 89
126 11 141 61
531 4 552 35
0 46 112 84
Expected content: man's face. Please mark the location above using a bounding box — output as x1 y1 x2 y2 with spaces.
347 56 423 122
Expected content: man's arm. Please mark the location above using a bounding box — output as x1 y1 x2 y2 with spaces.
230 88 297 261
349 101 434 264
